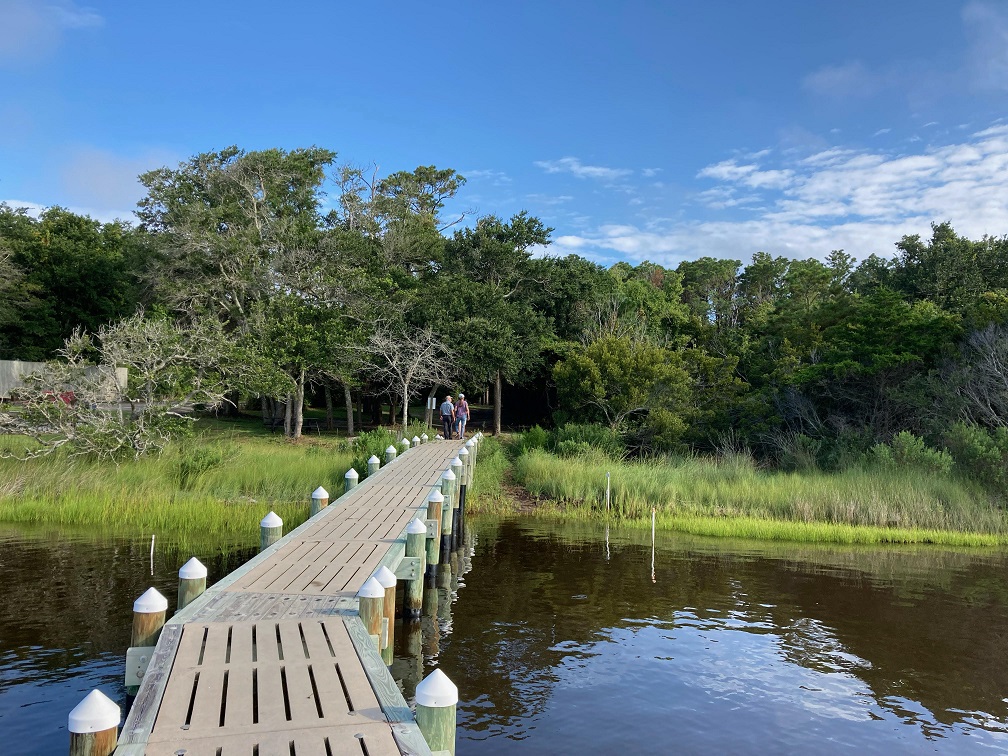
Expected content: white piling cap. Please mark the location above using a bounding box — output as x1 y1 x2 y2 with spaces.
345 468 359 479
412 436 421 445
368 455 380 464
435 434 443 439
68 689 120 733
407 518 427 535
451 456 463 467
415 668 459 707
400 439 410 448
428 490 445 503
358 576 385 599
421 434 429 441
133 587 168 614
385 445 397 455
442 469 456 481
312 486 329 500
458 447 469 458
373 565 397 588
261 511 283 528
178 557 207 580
465 439 475 448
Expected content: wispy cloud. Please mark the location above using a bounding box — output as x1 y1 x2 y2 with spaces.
551 124 1008 266
962 1 1008 91
534 156 633 181
0 1 103 64
873 128 891 137
464 169 511 186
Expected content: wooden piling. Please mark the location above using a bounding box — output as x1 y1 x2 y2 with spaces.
415 668 458 755
176 557 207 612
425 489 444 575
399 438 411 455
374 565 398 666
385 444 397 464
450 456 463 550
367 454 381 476
68 689 120 756
440 470 455 564
344 467 359 495
357 576 385 651
259 511 283 552
131 587 168 648
412 435 421 447
404 518 427 619
310 485 329 517
421 433 429 444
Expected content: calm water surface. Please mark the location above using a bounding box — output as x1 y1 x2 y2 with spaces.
3 521 1008 754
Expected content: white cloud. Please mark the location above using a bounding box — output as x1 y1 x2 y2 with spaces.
802 61 894 99
0 0 102 64
555 124 1008 267
57 146 176 221
534 157 633 181
464 169 511 186
873 128 891 137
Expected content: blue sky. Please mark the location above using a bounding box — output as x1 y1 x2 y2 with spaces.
3 1 1008 267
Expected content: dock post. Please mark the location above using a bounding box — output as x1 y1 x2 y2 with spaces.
457 446 470 545
440 469 455 564
462 438 476 537
374 565 398 665
450 456 463 550
405 518 427 619
344 467 359 495
412 435 421 447
68 689 120 756
399 438 411 455
260 511 283 552
310 486 329 517
132 587 168 648
385 444 397 465
358 577 385 651
421 433 429 444
425 490 444 576
367 454 380 476
415 668 458 755
177 557 207 612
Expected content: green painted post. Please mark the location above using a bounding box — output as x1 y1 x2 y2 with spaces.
415 668 458 755
440 469 455 564
399 438 411 455
412 435 421 447
450 456 463 550
367 454 380 476
260 511 283 552
310 486 329 517
404 518 427 618
357 577 384 651
68 690 120 756
426 489 444 575
344 467 359 495
177 557 207 612
385 444 397 465
131 588 168 648
421 433 429 444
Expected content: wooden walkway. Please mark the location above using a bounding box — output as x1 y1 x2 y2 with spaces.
116 440 467 756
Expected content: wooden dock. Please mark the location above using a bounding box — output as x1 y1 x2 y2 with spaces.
114 438 471 756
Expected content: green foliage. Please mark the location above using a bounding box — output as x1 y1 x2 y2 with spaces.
870 431 954 475
176 441 235 490
944 422 1008 493
351 427 398 476
518 425 549 454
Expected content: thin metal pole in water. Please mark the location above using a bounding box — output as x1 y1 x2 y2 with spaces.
606 471 610 512
651 507 656 584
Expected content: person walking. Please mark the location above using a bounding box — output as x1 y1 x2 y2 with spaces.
439 395 456 439
454 393 470 438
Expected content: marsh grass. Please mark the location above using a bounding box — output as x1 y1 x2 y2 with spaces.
512 449 1008 545
0 428 357 543
466 436 519 516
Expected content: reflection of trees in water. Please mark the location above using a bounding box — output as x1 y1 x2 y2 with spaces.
0 527 251 680
441 519 1008 741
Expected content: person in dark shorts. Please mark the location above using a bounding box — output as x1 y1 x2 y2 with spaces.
439 395 456 439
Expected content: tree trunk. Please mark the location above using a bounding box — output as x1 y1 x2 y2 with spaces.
292 368 305 439
260 396 270 422
387 399 395 425
344 384 354 436
494 370 502 435
324 383 334 430
283 394 292 437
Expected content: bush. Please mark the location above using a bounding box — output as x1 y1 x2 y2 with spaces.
550 423 624 459
175 442 234 490
351 428 398 476
774 432 822 472
871 431 954 475
519 425 549 454
945 422 1008 492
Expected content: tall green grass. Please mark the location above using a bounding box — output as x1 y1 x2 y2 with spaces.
0 430 357 544
511 449 1008 545
466 435 516 516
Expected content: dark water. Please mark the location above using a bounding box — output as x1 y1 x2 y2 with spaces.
3 522 1008 754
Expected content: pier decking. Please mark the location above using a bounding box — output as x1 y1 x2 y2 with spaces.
115 439 469 756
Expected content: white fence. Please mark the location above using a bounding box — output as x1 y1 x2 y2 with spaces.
0 359 128 400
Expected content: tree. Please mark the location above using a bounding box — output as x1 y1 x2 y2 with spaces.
364 325 453 428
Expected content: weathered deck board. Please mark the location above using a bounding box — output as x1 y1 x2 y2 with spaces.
116 440 464 756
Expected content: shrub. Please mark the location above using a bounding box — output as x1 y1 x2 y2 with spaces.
351 427 398 476
519 425 549 454
774 432 822 472
550 423 624 459
871 431 953 475
945 422 1008 493
176 442 233 490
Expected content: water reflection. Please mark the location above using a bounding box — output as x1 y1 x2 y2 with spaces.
436 520 1008 754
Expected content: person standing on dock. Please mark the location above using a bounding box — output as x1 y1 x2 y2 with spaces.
454 393 469 438
440 395 456 439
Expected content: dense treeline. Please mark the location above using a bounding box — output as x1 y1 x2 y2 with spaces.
1 146 1006 490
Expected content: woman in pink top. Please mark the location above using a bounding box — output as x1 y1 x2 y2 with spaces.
454 393 469 438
